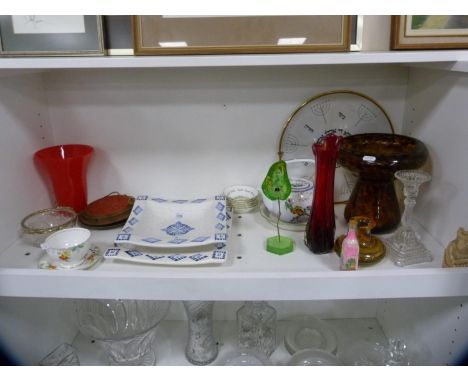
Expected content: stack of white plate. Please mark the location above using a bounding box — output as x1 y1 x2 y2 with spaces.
104 195 230 266
223 185 259 214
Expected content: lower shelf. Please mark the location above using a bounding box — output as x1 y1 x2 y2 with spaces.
73 317 389 366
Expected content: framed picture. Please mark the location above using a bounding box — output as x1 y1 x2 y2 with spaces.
0 15 104 56
391 15 468 50
133 16 351 55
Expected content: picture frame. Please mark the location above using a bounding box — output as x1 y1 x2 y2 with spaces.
0 15 104 56
391 15 468 50
133 15 352 55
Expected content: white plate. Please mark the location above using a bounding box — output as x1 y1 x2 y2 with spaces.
279 90 394 203
38 245 102 270
104 243 227 266
114 195 229 248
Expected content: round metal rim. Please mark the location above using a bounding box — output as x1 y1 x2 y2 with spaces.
21 206 77 234
277 89 395 160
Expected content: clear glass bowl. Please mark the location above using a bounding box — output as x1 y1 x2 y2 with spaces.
74 299 170 366
21 207 77 246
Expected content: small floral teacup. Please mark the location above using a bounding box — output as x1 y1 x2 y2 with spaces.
41 228 91 268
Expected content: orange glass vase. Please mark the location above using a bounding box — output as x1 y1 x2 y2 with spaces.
34 144 94 213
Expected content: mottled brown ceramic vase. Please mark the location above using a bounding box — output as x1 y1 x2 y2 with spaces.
338 133 428 233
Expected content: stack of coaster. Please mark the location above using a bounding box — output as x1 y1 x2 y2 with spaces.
79 193 135 229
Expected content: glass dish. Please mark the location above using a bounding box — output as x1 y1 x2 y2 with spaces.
21 206 77 247
284 315 338 355
287 349 343 366
222 349 273 366
114 195 228 248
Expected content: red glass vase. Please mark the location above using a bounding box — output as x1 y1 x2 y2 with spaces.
34 144 94 213
305 134 342 254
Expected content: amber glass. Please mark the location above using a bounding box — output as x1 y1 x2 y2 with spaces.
305 134 342 254
334 215 386 265
338 134 428 233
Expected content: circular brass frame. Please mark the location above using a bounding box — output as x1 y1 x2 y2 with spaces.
277 89 395 160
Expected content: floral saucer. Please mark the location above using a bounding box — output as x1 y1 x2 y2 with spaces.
38 245 103 270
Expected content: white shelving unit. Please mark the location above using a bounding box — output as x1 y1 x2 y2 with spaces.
0 49 468 366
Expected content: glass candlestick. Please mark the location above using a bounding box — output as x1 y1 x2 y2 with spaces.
183 301 218 365
237 301 277 357
386 170 433 267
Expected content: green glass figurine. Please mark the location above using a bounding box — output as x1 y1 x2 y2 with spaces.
262 160 294 255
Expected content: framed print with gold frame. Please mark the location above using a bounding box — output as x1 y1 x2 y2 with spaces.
391 15 468 50
133 15 352 55
0 15 104 56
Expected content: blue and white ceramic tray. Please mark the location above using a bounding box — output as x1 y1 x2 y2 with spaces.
104 243 227 266
114 195 229 249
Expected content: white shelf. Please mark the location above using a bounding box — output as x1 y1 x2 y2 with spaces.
0 51 468 70
1 206 467 300
73 317 389 366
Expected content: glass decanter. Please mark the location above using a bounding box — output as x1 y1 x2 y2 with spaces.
237 301 277 357
386 170 433 267
183 301 218 365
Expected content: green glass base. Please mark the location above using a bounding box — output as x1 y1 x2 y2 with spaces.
266 235 294 255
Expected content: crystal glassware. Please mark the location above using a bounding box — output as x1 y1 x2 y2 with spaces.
38 343 80 366
386 170 433 267
237 301 277 357
74 299 170 366
20 206 77 247
305 134 343 253
183 301 218 365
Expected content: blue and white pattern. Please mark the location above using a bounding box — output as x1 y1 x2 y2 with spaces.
114 195 229 248
103 243 228 266
162 221 194 236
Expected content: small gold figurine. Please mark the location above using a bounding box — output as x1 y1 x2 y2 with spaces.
443 228 468 268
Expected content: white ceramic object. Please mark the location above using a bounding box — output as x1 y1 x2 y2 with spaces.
261 177 313 224
104 243 227 266
287 349 343 366
223 185 259 213
115 195 229 248
40 227 91 269
284 315 338 355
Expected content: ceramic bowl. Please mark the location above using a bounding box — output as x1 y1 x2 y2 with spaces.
21 207 77 247
41 227 91 268
261 177 313 224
